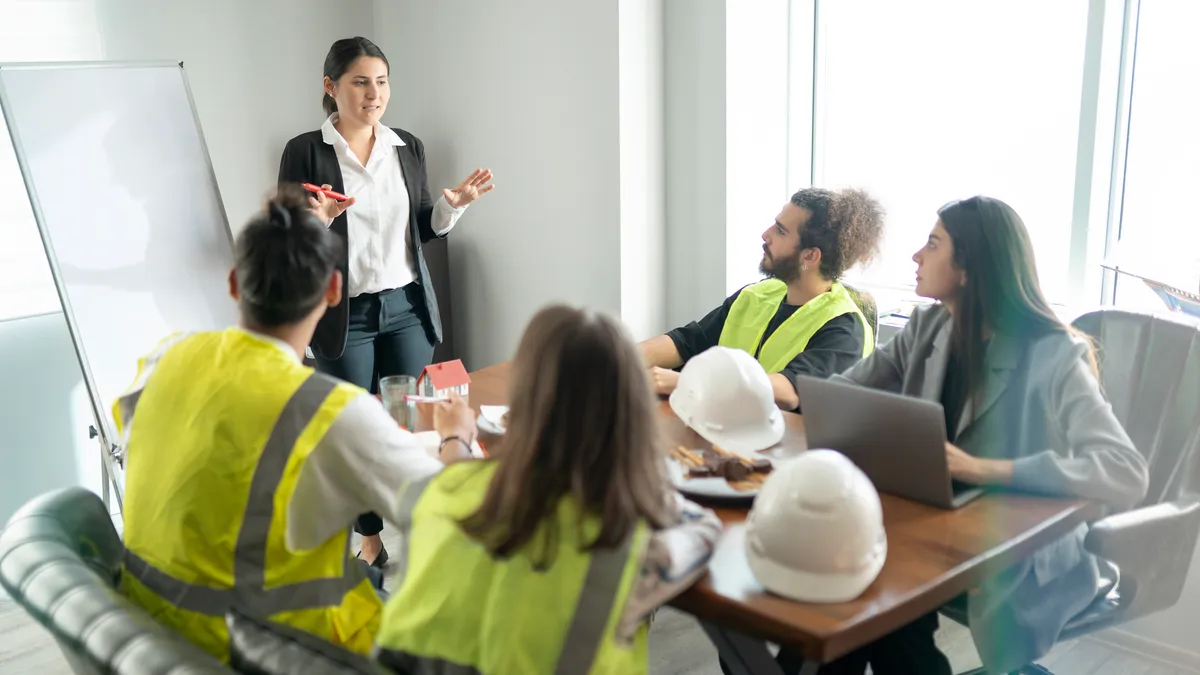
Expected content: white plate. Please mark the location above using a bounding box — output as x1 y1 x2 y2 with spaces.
668 447 800 500
668 457 762 500
478 405 508 435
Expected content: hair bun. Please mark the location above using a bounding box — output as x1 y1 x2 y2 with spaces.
268 201 293 230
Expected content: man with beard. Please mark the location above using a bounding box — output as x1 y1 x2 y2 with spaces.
640 187 885 411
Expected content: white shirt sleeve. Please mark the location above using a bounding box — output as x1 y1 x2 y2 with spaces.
432 194 468 236
614 494 722 644
285 392 444 551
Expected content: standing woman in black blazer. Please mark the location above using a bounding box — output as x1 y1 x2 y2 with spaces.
278 36 494 567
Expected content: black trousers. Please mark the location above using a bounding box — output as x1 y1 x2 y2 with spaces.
721 612 950 675
359 560 385 591
314 283 434 537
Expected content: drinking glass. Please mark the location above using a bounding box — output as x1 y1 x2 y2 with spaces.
380 375 418 430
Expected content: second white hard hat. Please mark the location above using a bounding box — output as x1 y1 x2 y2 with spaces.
745 449 886 603
669 346 785 454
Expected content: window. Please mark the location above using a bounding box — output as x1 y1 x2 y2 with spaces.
806 0 1092 303
1109 0 1200 312
0 0 103 321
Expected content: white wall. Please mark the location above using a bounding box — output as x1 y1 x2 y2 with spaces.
724 0 790 295
372 0 641 369
662 0 791 325
663 0 727 329
618 0 666 342
94 0 376 231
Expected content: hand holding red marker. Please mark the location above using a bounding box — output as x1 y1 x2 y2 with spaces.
301 183 350 201
302 183 355 223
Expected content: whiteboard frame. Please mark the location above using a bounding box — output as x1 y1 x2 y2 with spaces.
0 60 236 510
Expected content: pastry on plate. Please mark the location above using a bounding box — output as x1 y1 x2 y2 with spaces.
670 445 772 491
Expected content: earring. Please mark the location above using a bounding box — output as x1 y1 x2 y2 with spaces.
801 264 809 271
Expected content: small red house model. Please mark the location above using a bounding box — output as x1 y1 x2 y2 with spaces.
417 360 471 400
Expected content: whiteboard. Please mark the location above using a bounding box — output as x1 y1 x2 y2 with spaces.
0 62 236 451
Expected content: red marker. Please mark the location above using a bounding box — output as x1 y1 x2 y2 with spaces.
301 183 350 202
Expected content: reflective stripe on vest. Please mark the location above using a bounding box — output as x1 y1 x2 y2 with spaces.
389 474 437 587
122 372 366 617
113 331 190 436
378 472 643 675
718 280 872 372
556 534 635 675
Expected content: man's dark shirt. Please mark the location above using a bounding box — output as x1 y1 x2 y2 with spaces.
666 287 866 411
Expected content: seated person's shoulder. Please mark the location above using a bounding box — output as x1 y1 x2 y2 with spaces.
825 311 862 330
899 303 951 337
813 311 865 347
726 283 757 302
908 302 950 323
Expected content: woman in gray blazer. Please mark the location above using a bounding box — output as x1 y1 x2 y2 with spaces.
779 196 1150 674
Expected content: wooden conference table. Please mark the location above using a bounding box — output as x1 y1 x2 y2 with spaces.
447 363 1101 673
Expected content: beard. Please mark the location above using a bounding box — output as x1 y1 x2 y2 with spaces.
759 246 804 283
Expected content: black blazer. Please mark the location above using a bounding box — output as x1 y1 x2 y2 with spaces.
278 127 447 360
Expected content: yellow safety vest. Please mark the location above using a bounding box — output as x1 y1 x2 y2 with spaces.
375 462 651 675
718 279 873 373
113 329 383 662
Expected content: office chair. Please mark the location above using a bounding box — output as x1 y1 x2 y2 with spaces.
0 487 232 674
945 309 1200 674
842 283 879 347
227 608 395 675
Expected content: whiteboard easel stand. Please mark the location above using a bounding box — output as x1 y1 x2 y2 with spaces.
0 61 235 514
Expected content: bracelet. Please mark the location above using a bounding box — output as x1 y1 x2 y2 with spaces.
439 435 472 455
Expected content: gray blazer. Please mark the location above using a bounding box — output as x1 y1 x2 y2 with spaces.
833 304 1149 673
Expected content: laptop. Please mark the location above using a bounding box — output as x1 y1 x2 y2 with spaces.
795 375 984 509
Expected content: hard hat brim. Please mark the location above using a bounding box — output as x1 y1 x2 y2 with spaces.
681 407 787 456
745 536 887 604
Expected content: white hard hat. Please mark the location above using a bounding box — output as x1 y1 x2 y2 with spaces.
745 449 886 603
669 346 785 455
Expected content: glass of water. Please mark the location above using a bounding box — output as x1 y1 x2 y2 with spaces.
379 375 418 430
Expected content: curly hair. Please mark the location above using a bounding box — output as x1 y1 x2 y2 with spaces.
791 187 885 280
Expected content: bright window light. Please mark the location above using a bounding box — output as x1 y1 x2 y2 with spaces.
1110 0 1200 312
806 0 1090 303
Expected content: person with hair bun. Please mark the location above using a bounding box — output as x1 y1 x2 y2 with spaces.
111 187 478 662
279 36 495 566
640 187 886 411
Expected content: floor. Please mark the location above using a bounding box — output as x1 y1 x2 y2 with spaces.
2 530 1197 675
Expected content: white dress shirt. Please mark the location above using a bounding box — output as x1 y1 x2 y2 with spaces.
321 114 467 297
116 329 445 552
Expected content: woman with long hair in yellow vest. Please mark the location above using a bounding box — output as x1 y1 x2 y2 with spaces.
641 187 886 411
112 187 477 662
374 305 723 674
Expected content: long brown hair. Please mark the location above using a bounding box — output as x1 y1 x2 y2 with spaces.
460 305 673 566
937 196 1098 407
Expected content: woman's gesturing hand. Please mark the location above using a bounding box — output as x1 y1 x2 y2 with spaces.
443 169 495 208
